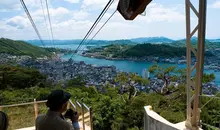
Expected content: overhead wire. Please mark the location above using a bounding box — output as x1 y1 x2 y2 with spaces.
78 0 115 51
20 0 45 47
45 0 55 47
70 0 115 59
200 91 220 110
80 10 117 52
40 0 52 46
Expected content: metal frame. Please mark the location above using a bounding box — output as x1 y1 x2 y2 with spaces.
185 0 207 129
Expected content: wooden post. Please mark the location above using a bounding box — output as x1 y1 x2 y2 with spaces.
81 103 85 130
0 106 2 111
89 107 93 130
67 101 70 109
34 99 38 119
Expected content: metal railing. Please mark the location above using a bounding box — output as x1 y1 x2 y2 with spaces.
0 99 93 130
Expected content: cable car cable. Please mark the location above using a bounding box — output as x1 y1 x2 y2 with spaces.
20 0 45 47
81 10 117 52
71 0 114 59
40 0 52 46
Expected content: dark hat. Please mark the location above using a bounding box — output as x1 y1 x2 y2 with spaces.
46 90 71 108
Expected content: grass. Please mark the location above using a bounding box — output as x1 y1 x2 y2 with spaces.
1 103 47 130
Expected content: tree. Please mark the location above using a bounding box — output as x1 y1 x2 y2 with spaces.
67 76 86 87
202 73 215 83
0 65 46 89
148 65 178 94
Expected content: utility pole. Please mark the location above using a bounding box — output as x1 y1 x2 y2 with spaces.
185 0 207 130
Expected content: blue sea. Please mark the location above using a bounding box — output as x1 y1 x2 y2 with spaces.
43 44 220 85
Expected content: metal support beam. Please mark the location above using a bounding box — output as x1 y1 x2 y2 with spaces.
185 0 207 130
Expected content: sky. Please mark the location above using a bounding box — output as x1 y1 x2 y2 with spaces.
0 0 220 40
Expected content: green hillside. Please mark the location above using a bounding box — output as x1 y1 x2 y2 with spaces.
0 38 53 57
119 44 186 58
168 39 220 49
88 44 187 58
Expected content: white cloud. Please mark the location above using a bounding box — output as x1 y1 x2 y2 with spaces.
6 16 30 29
0 0 20 12
2 1 219 40
0 0 46 12
52 20 93 39
102 3 184 23
64 0 80 4
73 11 89 20
48 7 70 17
2 1 186 40
81 0 118 10
31 7 70 17
211 1 220 8
142 3 185 22
25 7 71 23
82 0 107 8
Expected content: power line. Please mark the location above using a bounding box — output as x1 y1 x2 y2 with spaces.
40 0 52 46
81 10 117 51
45 0 55 46
78 0 115 51
201 91 220 110
20 0 45 47
71 0 115 59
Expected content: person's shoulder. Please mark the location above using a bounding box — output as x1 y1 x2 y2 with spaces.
36 114 46 122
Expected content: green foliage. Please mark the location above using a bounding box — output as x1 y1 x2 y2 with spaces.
0 65 46 89
67 76 86 87
168 39 220 50
87 43 215 59
203 73 216 83
119 44 186 58
0 65 219 130
0 38 53 57
88 44 133 58
201 95 220 129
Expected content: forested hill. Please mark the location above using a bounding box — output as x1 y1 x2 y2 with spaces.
119 44 186 58
87 44 215 58
0 38 53 57
87 44 187 58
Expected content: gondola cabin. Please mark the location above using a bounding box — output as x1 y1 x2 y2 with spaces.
117 0 152 20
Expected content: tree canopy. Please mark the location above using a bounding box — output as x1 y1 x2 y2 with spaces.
0 65 219 130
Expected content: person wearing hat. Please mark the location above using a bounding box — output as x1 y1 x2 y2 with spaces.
36 90 80 130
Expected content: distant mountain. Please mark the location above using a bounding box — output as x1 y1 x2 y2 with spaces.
0 38 53 57
26 37 220 48
168 37 220 49
27 39 136 46
130 37 174 43
208 39 220 42
27 40 82 46
174 37 220 44
108 40 136 45
26 39 109 46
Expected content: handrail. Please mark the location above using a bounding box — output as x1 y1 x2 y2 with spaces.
82 103 90 111
0 99 93 130
76 101 82 108
69 99 76 110
0 100 47 108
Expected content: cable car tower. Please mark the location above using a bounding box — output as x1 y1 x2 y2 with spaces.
117 0 207 129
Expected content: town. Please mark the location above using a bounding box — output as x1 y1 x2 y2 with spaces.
0 53 219 96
